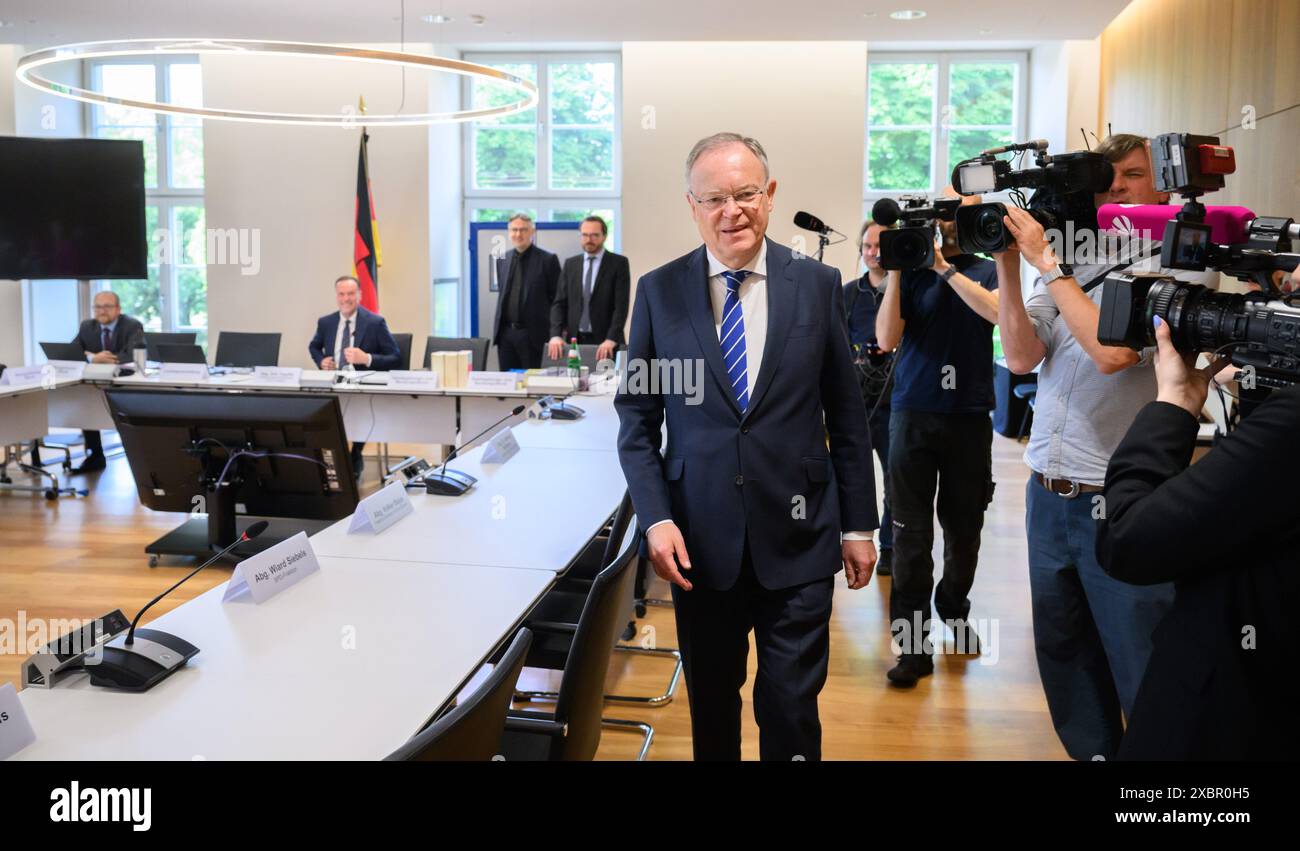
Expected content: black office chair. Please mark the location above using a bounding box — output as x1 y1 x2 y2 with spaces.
541 343 599 370
498 525 653 760
392 334 413 371
384 629 532 761
516 492 681 708
1013 382 1038 440
143 332 197 362
213 332 281 368
423 336 489 371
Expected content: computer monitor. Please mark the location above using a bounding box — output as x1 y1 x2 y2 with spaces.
144 332 197 362
40 342 88 362
214 332 281 368
155 343 208 365
104 388 358 562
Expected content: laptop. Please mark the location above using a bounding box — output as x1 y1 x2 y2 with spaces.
154 343 209 365
39 342 88 362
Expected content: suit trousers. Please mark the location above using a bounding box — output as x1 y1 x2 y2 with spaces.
498 326 540 371
887 410 993 658
670 541 834 761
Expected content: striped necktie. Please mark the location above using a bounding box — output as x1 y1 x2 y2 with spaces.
720 270 751 412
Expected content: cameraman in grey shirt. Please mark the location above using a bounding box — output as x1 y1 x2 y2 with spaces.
994 133 1217 760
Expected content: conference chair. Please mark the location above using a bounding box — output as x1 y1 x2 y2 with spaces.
516 492 681 708
423 336 489 371
392 333 413 371
541 342 599 370
143 332 197 362
213 331 281 368
498 525 653 761
383 629 532 761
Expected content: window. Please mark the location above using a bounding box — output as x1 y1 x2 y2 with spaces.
464 53 620 197
865 52 1026 199
89 57 208 346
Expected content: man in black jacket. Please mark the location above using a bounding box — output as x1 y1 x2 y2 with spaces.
66 290 145 472
1097 302 1300 760
493 213 561 370
547 216 630 364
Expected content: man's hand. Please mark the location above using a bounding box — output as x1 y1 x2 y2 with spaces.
930 244 951 275
596 339 617 362
842 539 877 590
1153 316 1229 417
91 351 118 365
646 522 693 591
320 356 337 370
343 347 371 367
547 337 565 362
1002 207 1055 273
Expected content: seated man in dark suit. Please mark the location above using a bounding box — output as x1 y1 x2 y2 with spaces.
307 275 401 478
546 215 631 364
59 290 146 472
493 213 561 370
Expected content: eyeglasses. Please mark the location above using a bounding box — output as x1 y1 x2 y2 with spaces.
689 188 766 212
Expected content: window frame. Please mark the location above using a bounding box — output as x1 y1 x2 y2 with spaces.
865 50 1029 203
85 55 206 339
462 51 622 200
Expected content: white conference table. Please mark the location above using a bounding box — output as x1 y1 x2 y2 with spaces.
10 385 629 760
13 557 554 761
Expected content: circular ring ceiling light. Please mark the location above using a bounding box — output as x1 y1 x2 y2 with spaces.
15 39 538 127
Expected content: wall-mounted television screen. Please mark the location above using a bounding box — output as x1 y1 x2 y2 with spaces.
0 136 148 280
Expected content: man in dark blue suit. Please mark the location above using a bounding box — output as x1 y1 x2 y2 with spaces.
308 275 401 477
493 213 561 370
615 133 879 761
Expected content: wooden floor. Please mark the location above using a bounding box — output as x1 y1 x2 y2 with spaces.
0 433 1068 760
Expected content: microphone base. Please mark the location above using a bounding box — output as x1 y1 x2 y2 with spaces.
423 468 478 496
83 629 199 692
549 402 585 421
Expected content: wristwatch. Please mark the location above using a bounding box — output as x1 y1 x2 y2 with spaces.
1040 262 1074 285
939 266 958 283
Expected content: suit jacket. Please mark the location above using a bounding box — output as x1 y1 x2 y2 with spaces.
1098 392 1300 760
307 306 401 371
74 315 146 362
615 239 877 591
550 250 631 345
493 245 562 358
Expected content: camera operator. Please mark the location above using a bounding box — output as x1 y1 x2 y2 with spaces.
1096 271 1300 760
844 219 896 576
994 133 1216 760
875 187 1000 687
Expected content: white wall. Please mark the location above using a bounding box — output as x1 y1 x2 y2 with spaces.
621 42 868 290
0 45 22 369
202 44 453 369
1028 38 1101 154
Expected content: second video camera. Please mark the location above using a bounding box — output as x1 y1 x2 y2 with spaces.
870 195 959 270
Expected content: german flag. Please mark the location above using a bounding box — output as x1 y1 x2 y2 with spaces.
353 129 382 312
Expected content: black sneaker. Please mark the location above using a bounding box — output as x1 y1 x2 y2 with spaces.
886 654 934 688
948 619 982 656
876 548 893 577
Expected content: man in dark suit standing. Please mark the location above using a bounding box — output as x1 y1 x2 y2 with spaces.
547 215 630 363
493 213 561 370
616 132 878 761
66 290 145 472
307 274 401 477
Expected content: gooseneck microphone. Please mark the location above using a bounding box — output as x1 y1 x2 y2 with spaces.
425 405 526 496
84 520 271 692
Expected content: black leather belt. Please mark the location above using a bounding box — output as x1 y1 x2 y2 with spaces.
1033 471 1104 498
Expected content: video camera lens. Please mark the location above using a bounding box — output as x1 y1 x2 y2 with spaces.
879 227 935 271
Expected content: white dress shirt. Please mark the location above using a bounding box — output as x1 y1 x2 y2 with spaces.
333 311 371 368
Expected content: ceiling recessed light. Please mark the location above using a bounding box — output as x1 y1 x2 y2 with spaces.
421 14 454 24
889 9 927 20
862 11 878 17
470 15 487 26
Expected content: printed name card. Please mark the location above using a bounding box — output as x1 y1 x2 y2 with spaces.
481 428 521 465
387 370 441 390
252 367 302 386
0 365 53 387
48 360 87 381
223 532 321 604
0 682 37 760
465 371 521 392
158 362 209 382
347 481 415 534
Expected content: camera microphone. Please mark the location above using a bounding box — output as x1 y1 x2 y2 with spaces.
982 139 1049 155
871 198 902 227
